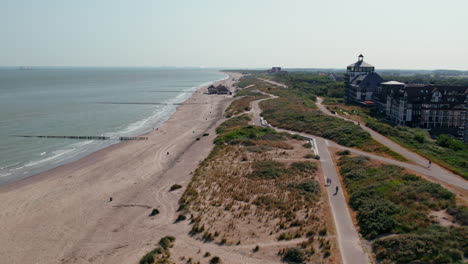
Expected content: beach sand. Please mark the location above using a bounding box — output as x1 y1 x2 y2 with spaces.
0 72 242 264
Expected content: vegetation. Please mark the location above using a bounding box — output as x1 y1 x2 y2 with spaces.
225 93 267 117
366 118 468 178
215 114 251 134
258 88 405 160
178 116 332 262
169 184 182 192
149 208 159 216
175 214 187 222
338 156 467 263
272 72 345 98
138 236 175 264
282 248 306 263
380 73 468 86
209 256 221 264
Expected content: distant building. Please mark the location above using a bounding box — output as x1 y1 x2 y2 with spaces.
207 84 230 95
267 67 283 74
216 85 230 94
208 85 217 94
345 54 383 104
378 81 468 140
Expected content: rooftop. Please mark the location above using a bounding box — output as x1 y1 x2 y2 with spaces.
381 81 405 85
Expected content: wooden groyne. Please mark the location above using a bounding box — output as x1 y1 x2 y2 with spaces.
96 102 208 105
13 135 148 141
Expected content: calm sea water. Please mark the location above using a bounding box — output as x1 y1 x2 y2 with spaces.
0 68 226 184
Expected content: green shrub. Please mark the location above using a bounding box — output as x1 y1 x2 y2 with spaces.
447 206 468 225
356 199 400 239
149 208 160 216
288 180 320 197
139 252 154 264
175 214 187 222
214 126 285 145
246 160 286 179
283 248 305 263
290 161 317 172
158 236 175 249
216 114 251 134
337 150 350 155
169 184 182 192
210 256 221 264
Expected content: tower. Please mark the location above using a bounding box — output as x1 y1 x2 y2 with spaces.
345 54 382 103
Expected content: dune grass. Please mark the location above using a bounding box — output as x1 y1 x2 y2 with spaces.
178 118 334 262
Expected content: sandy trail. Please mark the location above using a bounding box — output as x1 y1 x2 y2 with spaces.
0 72 248 264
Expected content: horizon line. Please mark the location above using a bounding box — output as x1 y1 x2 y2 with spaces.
1 66 468 72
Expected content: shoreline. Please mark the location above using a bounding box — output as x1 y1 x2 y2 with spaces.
0 72 241 264
0 72 229 187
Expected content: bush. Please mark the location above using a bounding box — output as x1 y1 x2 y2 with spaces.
290 161 317 172
158 236 175 249
356 199 400 239
253 245 260 252
149 208 160 216
373 227 466 263
337 150 350 155
414 133 425 143
175 214 187 222
139 252 154 264
246 160 286 179
283 248 305 263
210 256 221 264
288 180 320 197
169 184 182 192
447 206 468 225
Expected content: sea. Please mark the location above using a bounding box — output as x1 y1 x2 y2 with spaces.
0 67 227 184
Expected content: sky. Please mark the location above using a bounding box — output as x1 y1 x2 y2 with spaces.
1 0 467 70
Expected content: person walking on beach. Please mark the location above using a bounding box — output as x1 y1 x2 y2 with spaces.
334 186 339 195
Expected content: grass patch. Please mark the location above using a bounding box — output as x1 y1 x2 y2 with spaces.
246 160 286 180
259 92 405 161
366 118 468 179
216 114 251 134
214 126 287 145
338 155 467 263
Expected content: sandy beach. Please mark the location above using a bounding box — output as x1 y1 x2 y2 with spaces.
0 72 241 264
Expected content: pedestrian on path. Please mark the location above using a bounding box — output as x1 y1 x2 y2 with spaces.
428 160 432 168
334 186 339 196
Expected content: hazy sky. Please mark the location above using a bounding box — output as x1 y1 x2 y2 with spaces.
1 0 467 69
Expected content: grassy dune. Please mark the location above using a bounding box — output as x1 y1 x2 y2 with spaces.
338 155 468 263
177 115 337 263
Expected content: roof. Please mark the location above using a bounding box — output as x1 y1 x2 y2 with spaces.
349 72 384 87
347 60 374 68
381 81 405 85
217 85 229 91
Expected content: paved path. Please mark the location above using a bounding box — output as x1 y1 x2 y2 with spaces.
316 138 370 264
316 97 468 191
258 78 288 89
250 90 277 126
250 93 370 264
